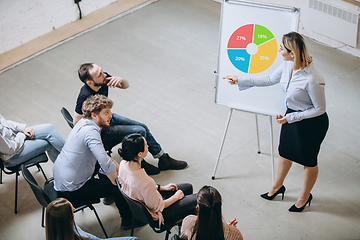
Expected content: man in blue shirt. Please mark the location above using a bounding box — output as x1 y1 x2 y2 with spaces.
53 94 140 229
73 63 188 175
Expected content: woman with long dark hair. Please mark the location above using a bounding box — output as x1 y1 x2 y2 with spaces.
117 133 196 228
225 32 329 212
45 198 137 240
180 185 243 240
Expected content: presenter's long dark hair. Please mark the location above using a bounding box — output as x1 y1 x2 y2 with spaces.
118 133 145 162
190 186 225 240
45 198 89 240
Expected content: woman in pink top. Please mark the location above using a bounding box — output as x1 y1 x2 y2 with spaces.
181 186 243 240
117 133 196 228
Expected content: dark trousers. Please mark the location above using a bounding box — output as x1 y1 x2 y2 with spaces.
159 183 197 224
57 172 132 221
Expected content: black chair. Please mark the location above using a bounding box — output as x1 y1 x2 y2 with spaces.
21 164 109 238
60 107 74 128
115 179 182 240
60 107 115 155
0 153 48 214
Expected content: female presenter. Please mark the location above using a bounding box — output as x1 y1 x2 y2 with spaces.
224 32 329 212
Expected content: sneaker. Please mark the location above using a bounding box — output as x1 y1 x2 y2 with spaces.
103 196 115 205
121 218 147 230
158 153 188 171
141 159 160 175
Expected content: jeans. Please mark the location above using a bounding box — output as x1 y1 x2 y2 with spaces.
160 183 197 224
101 113 163 158
5 124 65 167
76 226 138 240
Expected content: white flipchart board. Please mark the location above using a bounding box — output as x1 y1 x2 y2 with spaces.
215 0 299 116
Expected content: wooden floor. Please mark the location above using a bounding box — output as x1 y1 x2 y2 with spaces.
0 0 151 72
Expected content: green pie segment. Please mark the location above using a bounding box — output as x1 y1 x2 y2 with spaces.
253 24 275 46
227 24 277 74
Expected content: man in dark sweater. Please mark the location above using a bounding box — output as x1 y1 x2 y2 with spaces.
73 63 187 175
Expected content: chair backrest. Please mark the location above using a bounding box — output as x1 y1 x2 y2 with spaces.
115 179 158 228
21 165 52 208
61 107 74 128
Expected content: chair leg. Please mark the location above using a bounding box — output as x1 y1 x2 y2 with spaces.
130 217 135 236
15 171 19 214
0 169 2 184
107 149 112 156
165 229 171 240
89 205 108 238
178 222 181 235
36 164 47 180
42 207 45 228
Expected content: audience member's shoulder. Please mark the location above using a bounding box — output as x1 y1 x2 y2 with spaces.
181 215 197 239
183 214 197 225
76 118 100 131
224 223 243 240
79 83 88 91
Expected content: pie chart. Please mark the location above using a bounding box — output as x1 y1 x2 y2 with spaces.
227 24 277 74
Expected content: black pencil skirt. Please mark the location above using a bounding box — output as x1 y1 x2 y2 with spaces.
278 109 329 167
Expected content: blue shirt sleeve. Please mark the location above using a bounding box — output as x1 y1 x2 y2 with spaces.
84 129 116 175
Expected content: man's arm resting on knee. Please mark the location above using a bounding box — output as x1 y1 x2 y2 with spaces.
73 112 83 125
107 171 118 185
110 157 119 172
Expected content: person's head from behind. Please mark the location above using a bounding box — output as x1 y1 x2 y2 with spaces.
82 94 113 129
45 198 87 240
118 133 148 163
78 63 107 87
281 32 312 69
192 185 224 240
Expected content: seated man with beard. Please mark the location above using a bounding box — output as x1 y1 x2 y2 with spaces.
53 94 141 229
73 63 187 175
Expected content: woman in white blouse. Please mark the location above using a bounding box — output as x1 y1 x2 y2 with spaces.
225 32 329 212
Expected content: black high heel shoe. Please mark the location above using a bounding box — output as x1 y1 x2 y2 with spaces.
260 185 286 200
289 193 313 212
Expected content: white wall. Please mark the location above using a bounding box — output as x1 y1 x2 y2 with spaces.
0 0 117 55
1 0 360 57
214 0 360 57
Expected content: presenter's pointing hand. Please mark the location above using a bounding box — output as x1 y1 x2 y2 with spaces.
223 75 238 85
